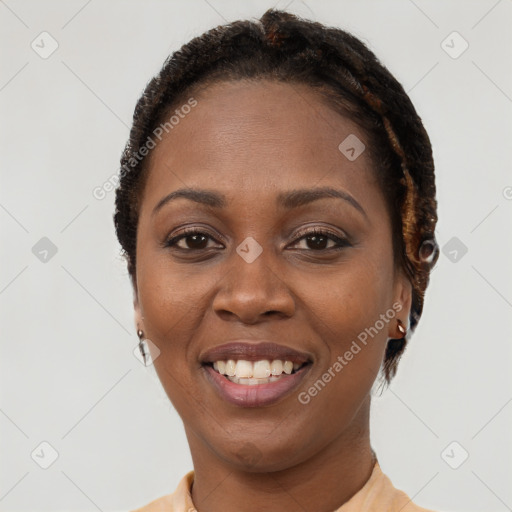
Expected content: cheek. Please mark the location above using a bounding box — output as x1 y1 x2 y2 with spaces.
136 244 213 333
303 253 394 340
285 261 394 456
135 251 226 392
296 252 394 397
135 257 197 369
136 261 212 417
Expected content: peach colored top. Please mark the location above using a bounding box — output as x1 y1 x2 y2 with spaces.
131 462 436 512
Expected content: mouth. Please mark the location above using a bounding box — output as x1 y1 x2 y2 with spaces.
200 342 313 407
205 358 308 384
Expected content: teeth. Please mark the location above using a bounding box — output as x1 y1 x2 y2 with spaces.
225 359 236 377
212 359 302 380
235 360 253 378
283 361 293 374
270 360 283 376
227 375 285 385
253 360 271 378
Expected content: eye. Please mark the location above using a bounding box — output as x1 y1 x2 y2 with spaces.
163 227 350 253
164 228 223 251
289 228 350 251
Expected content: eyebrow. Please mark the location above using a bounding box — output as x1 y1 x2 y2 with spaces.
152 186 367 218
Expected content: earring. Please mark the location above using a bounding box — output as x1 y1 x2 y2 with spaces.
397 319 406 338
137 329 147 365
419 239 439 265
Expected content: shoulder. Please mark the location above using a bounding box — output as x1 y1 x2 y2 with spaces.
337 462 438 512
130 493 174 512
129 471 195 512
371 463 438 512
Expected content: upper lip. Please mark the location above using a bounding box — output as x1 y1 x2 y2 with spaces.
200 341 312 365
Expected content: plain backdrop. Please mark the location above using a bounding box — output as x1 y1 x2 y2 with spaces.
1 0 511 511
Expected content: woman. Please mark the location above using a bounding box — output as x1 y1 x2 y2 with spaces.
114 8 440 512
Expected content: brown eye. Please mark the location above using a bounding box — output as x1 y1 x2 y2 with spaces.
303 234 331 250
179 233 209 249
165 230 222 251
290 229 350 251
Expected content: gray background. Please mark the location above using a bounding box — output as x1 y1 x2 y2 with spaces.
1 0 511 510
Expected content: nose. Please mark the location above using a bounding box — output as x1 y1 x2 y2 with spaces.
212 247 295 324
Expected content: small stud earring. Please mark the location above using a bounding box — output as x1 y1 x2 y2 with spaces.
397 319 406 337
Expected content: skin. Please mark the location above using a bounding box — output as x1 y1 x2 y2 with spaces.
133 79 412 512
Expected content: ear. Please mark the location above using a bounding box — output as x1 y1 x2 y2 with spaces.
132 273 144 333
389 270 413 338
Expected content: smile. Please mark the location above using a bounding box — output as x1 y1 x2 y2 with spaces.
210 359 304 385
200 341 313 407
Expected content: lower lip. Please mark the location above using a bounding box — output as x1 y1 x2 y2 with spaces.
203 364 311 408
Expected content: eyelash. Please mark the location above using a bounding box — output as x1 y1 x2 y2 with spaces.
164 227 350 252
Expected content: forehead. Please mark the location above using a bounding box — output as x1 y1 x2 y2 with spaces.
141 80 378 209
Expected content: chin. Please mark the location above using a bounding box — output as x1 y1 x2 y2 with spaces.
206 428 315 473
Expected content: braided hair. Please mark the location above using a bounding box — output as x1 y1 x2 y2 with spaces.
114 9 440 381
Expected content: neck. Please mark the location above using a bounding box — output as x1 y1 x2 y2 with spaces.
187 400 375 512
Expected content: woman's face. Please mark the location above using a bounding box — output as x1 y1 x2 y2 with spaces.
134 80 411 472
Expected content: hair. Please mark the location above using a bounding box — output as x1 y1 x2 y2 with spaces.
114 9 440 381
